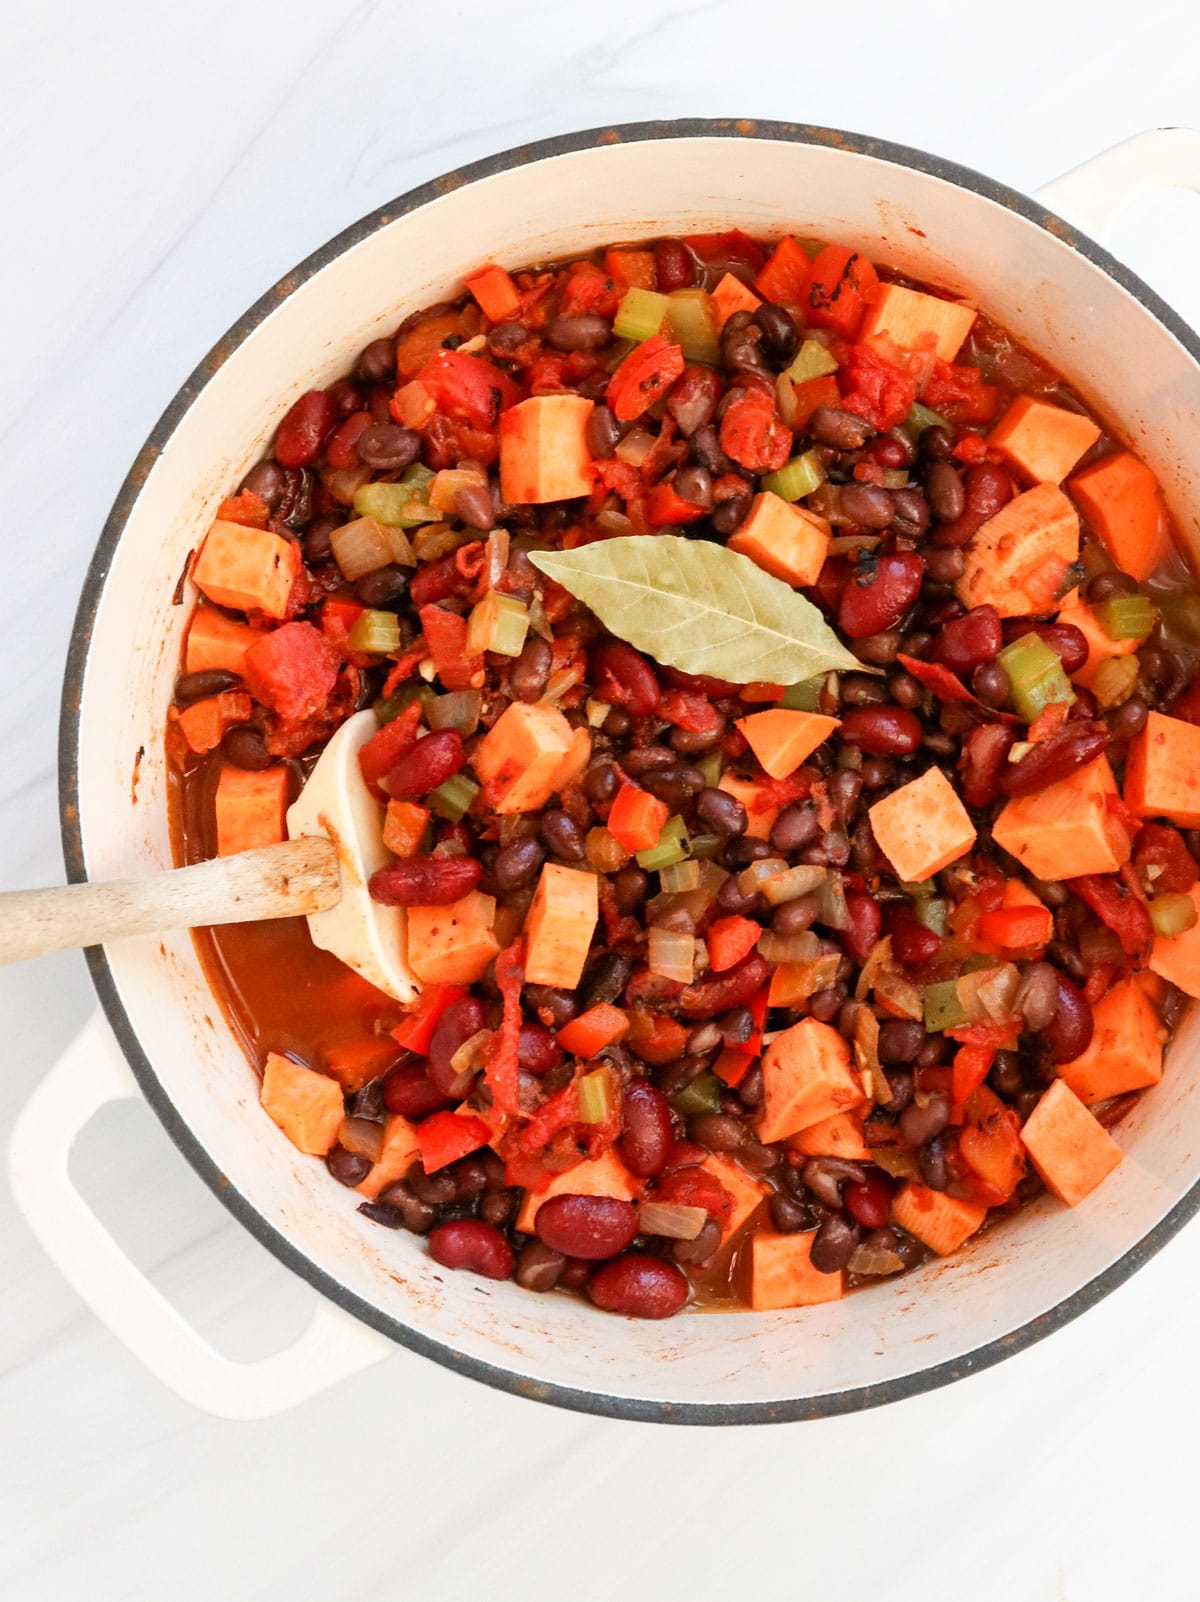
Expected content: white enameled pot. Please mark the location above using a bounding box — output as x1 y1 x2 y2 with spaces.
11 122 1200 1423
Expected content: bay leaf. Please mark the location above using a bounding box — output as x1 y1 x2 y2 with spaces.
529 535 866 684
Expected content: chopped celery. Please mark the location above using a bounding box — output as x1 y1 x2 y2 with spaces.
781 678 822 711
578 1067 618 1123
614 286 669 343
660 859 701 893
996 633 1076 722
636 814 690 871
1093 594 1155 641
761 449 826 502
667 289 720 364
784 338 839 385
465 592 529 658
347 609 402 655
354 464 437 529
903 401 949 439
428 773 480 822
923 979 968 1033
1159 589 1200 643
670 1072 723 1117
900 879 934 900
375 683 434 724
687 832 723 859
1150 893 1198 938
696 749 724 786
1092 653 1140 709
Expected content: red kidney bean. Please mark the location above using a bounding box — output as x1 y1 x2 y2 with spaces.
368 857 481 906
591 640 661 716
959 721 1017 807
381 730 464 800
517 1021 563 1076
383 1062 453 1118
934 605 1003 675
667 365 722 436
999 721 1110 797
620 1080 673 1177
535 1194 640 1260
1026 622 1089 677
965 460 1013 518
409 553 475 607
891 914 941 965
275 389 336 468
838 552 924 639
428 1220 513 1280
427 995 487 1098
862 433 910 469
655 238 695 292
925 461 966 523
588 1254 690 1318
678 953 770 1018
509 637 553 703
844 1171 894 1230
839 706 923 755
843 890 882 963
1045 974 1094 1063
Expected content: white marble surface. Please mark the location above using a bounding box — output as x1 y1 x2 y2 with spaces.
5 2 1200 1596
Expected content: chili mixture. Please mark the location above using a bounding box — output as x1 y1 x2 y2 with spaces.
171 230 1200 1319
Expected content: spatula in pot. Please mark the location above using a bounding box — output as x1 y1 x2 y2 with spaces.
0 709 419 1001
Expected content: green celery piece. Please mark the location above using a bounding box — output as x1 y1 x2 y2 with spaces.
1093 594 1155 641
916 897 949 937
667 289 720 364
761 449 826 503
670 1072 723 1117
347 609 402 655
614 287 669 343
781 678 822 711
354 463 437 530
490 594 530 658
429 774 480 822
577 1068 617 1123
696 749 724 786
784 339 839 385
636 815 690 871
903 401 949 440
923 979 968 1033
375 684 434 724
997 633 1075 722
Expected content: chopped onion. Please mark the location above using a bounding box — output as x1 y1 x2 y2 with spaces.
818 872 851 931
330 516 392 580
614 427 656 467
527 592 553 641
737 857 790 897
450 1029 491 1075
767 953 840 1006
648 926 696 983
757 930 821 965
760 863 828 906
428 690 482 736
585 697 611 728
871 1147 920 1179
323 464 371 506
338 1116 384 1164
638 1201 707 1241
596 509 634 536
383 524 416 567
586 827 630 874
959 962 1020 1022
660 859 701 893
874 970 924 1021
855 934 894 1001
847 1243 905 1276
412 522 471 561
854 1008 889 1104
540 664 585 705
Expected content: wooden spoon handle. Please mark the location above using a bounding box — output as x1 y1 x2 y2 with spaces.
0 837 339 966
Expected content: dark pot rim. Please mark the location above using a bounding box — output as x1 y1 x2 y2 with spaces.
58 118 1200 1425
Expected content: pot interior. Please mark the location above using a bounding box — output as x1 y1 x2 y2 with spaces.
70 128 1200 1417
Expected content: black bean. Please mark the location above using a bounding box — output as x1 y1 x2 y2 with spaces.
900 1094 951 1147
354 565 408 608
407 1162 457 1206
769 1192 811 1233
926 462 966 522
349 1077 388 1123
671 716 726 754
972 660 1011 708
737 1063 764 1109
770 802 820 853
989 1049 1023 1099
175 669 239 705
524 984 577 1028
810 1214 860 1273
672 1218 721 1264
494 838 544 893
841 482 894 529
486 320 531 360
690 1112 746 1152
586 404 620 459
356 423 421 471
752 302 799 364
888 670 922 709
771 895 820 935
715 874 762 915
240 459 287 510
711 493 751 535
515 1241 567 1291
878 1020 925 1065
547 313 612 351
841 673 889 707
276 466 312 529
673 464 714 509
829 769 862 825
303 515 341 565
860 756 893 790
540 809 586 862
809 985 843 1023
641 764 704 810
1108 697 1149 739
584 761 619 806
725 835 773 867
853 630 902 666
613 866 649 914
920 424 954 461
690 424 734 476
924 545 966 585
1016 962 1060 1032
885 1070 914 1114
721 311 769 374
809 407 874 450
697 786 747 835
356 336 398 384
509 637 553 702
1086 570 1139 603
718 1006 755 1046
221 725 272 772
479 1189 516 1228
578 952 635 1011
326 1145 372 1187
918 1136 948 1191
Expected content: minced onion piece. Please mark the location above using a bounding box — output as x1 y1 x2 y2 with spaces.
737 857 790 897
429 466 488 516
855 934 895 1002
330 516 392 580
870 1147 920 1180
637 1201 707 1241
614 426 656 467
915 897 949 936
958 962 1020 1023
427 690 483 736
466 592 530 658
586 827 630 874
757 930 821 965
648 926 696 983
874 970 924 1021
855 1007 889 1104
412 522 471 561
338 1116 385 1164
585 697 611 728
1150 892 1199 939
760 864 828 907
450 1029 491 1076
847 1243 905 1276
660 859 701 893
818 872 851 931
540 663 586 705
768 953 841 1007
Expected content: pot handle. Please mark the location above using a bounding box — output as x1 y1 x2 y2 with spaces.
1035 127 1200 243
7 1011 392 1418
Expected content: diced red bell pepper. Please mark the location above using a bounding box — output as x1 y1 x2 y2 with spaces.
806 246 879 339
418 604 484 692
242 621 340 724
895 653 977 706
558 259 621 319
789 373 841 431
976 905 1054 951
706 916 763 974
358 701 423 794
1067 873 1154 957
839 344 918 433
463 263 521 324
417 348 522 430
1133 822 1199 895
623 1009 689 1065
944 1021 1022 1049
746 982 771 1055
753 236 812 306
713 1046 755 1088
607 782 669 853
391 984 469 1054
417 1109 492 1174
607 334 686 423
557 1004 629 1058
646 480 709 526
950 1044 995 1124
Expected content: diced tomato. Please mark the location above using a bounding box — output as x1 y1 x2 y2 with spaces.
325 411 373 471
896 653 979 707
839 344 918 433
359 702 423 794
417 1109 491 1174
922 359 999 424
607 782 669 854
418 604 484 692
1067 872 1154 957
656 1167 735 1229
558 259 621 319
215 489 270 529
719 386 792 473
806 246 879 339
958 1087 1025 1202
658 689 722 734
417 348 522 430
1134 822 1199 895
242 621 339 724
391 984 469 1054
607 334 686 422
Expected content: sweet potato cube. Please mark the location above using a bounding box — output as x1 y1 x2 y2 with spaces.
215 764 289 856
786 1110 870 1161
524 863 598 988
859 281 976 362
191 519 300 620
988 395 1101 485
868 767 975 883
891 1180 986 1256
499 395 594 505
956 484 1079 618
1149 884 1200 998
471 701 577 814
184 606 262 675
710 272 761 330
736 709 839 780
355 1114 422 1199
749 1230 845 1309
321 1036 402 1092
757 1017 866 1144
727 492 831 586
718 774 780 840
1055 589 1138 690
1124 712 1200 827
1056 977 1166 1104
702 1153 769 1244
1069 450 1169 581
991 755 1131 881
515 1148 641 1233
260 1052 343 1155
407 891 500 985
1020 1079 1122 1206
